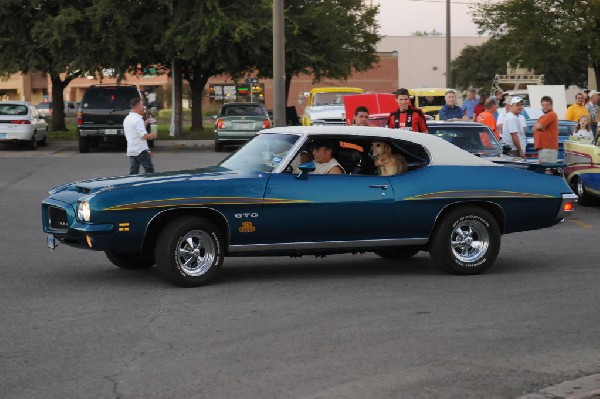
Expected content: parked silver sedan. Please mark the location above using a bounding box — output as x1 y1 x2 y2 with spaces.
0 101 48 150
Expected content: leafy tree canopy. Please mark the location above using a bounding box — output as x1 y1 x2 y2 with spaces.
471 0 593 88
451 38 509 91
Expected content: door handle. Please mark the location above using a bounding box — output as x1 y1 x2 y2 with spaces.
369 184 388 190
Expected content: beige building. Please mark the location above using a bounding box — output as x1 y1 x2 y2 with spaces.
377 35 488 88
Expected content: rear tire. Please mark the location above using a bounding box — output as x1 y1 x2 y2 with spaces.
27 132 37 150
214 140 223 152
155 217 224 287
375 246 421 259
105 251 155 270
429 206 500 275
78 135 90 153
573 176 595 206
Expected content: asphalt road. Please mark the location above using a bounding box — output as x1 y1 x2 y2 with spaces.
1 142 599 399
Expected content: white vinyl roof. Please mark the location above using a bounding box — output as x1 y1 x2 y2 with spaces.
264 126 498 167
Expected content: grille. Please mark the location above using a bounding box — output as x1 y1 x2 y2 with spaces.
49 206 69 230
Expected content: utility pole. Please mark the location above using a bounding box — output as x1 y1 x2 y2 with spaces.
446 0 452 88
273 0 286 127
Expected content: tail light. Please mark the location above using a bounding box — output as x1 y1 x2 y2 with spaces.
563 202 574 212
216 118 224 129
262 118 271 129
77 111 83 126
11 120 31 124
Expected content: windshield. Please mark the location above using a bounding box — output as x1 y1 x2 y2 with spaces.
313 92 358 106
220 133 300 172
429 125 502 155
417 95 445 107
221 104 266 117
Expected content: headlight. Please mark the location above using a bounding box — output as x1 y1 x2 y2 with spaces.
77 201 91 222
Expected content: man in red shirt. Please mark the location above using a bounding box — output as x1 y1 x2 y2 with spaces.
532 95 559 170
387 88 428 133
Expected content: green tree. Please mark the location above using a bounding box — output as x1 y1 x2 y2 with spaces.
255 0 381 103
471 0 591 88
159 0 262 132
451 38 509 91
0 0 165 131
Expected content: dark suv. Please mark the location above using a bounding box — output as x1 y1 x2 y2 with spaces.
77 85 146 153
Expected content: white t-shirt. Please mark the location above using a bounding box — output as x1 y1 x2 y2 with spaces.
123 112 149 156
573 129 594 141
311 158 344 174
502 112 527 150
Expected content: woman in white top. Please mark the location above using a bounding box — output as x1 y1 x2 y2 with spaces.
573 115 594 141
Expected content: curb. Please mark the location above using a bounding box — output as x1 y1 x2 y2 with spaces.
518 373 600 399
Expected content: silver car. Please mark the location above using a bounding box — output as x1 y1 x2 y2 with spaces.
0 101 48 150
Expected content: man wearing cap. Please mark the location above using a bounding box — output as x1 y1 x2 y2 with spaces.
476 97 499 139
565 92 590 123
585 90 598 134
311 140 345 174
532 96 559 168
502 96 527 158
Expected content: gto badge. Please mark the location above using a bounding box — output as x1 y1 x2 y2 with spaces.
234 212 259 219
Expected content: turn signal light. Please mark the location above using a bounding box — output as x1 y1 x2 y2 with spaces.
563 202 574 212
216 118 224 129
262 118 271 129
86 235 93 248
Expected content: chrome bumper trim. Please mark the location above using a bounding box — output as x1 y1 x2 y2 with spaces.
228 238 428 253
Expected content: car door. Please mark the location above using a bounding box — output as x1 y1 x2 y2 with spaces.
29 106 44 132
262 173 396 244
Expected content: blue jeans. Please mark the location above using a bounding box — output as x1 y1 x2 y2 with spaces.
129 150 155 174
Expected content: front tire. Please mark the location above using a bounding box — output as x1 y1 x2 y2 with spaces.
105 251 155 270
375 246 421 259
155 217 224 287
430 206 500 275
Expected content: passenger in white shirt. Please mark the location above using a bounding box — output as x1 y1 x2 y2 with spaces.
123 97 157 174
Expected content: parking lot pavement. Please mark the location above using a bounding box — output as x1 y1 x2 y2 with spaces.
0 140 215 157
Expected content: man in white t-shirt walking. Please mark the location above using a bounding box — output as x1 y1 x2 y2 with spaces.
501 96 527 158
124 97 157 174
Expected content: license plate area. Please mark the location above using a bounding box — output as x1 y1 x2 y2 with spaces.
233 122 254 130
47 234 57 250
0 133 6 139
105 129 118 135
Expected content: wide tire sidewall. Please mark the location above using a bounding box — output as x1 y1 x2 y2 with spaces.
430 206 500 275
155 217 224 287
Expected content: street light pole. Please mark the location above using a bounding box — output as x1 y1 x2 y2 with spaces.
273 0 286 127
446 0 452 88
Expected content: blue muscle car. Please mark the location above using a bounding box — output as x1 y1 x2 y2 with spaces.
42 126 577 287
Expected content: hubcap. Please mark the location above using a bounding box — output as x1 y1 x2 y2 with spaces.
450 220 489 263
577 178 585 196
175 230 216 276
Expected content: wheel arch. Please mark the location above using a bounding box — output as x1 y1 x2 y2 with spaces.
142 207 230 254
429 200 506 240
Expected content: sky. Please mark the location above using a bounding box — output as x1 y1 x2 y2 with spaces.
374 0 484 37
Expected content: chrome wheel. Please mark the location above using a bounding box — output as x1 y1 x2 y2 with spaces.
175 230 216 277
450 220 489 263
576 178 585 197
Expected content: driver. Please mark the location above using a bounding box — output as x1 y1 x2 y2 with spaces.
311 140 345 174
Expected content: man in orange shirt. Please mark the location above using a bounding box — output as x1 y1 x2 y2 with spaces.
532 96 559 168
476 97 499 139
